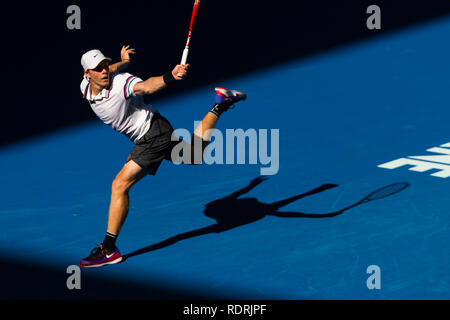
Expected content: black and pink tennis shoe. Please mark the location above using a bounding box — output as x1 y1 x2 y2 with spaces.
215 87 247 105
79 244 122 268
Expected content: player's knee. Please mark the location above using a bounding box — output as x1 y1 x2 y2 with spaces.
111 177 131 194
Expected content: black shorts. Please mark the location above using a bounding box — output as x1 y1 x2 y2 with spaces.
129 113 180 175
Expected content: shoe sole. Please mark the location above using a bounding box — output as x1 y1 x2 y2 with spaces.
79 256 123 268
215 87 246 103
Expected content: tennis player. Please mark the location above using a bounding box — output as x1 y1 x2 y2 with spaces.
78 46 246 267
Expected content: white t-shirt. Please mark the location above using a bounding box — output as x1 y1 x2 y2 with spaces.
80 72 153 142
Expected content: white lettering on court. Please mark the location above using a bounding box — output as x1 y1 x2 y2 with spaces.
378 142 450 178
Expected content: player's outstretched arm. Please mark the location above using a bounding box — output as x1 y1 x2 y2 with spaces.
109 45 135 73
133 64 189 96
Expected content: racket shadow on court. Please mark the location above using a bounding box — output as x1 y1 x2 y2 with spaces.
123 177 410 260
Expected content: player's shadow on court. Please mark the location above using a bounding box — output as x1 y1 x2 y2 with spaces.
124 177 350 260
124 177 410 260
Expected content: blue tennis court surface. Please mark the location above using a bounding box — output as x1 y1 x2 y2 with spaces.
1 16 450 299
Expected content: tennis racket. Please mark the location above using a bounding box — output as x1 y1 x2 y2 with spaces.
359 182 410 202
178 0 200 77
338 182 411 213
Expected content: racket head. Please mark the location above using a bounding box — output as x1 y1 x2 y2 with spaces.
364 182 410 201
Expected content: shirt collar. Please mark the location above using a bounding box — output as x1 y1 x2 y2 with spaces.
85 83 111 103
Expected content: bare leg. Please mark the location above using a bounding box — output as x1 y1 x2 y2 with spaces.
184 112 219 164
193 112 219 142
107 160 147 235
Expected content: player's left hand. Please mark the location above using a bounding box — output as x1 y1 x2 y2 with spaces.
121 45 136 62
172 64 190 80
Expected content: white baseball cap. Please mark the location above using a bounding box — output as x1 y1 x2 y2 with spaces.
81 49 112 70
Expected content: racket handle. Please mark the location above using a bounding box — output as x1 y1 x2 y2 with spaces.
177 47 189 78
180 47 189 65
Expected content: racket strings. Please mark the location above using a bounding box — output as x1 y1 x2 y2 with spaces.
365 183 410 201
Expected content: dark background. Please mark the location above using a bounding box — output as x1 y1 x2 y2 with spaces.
1 0 450 146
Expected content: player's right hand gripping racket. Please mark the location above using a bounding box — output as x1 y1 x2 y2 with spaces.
178 0 200 77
